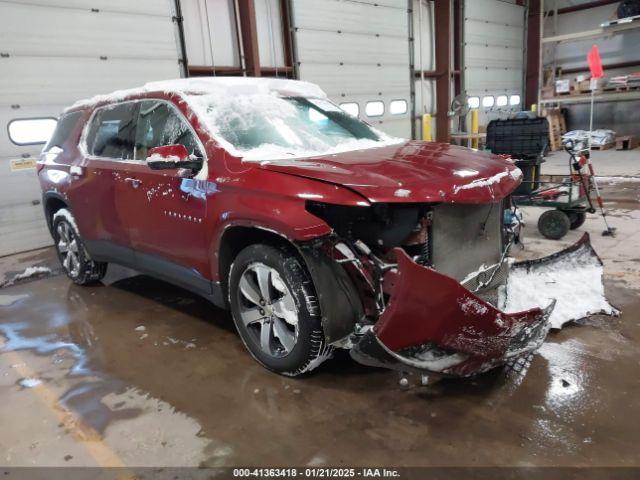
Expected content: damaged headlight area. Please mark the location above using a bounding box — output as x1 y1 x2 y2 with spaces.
303 200 616 380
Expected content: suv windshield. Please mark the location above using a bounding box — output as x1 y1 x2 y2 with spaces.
187 94 399 160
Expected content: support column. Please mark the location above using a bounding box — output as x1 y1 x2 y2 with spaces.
434 0 452 143
525 0 542 109
237 0 261 76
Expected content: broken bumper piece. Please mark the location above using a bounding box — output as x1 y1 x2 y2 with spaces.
351 248 556 378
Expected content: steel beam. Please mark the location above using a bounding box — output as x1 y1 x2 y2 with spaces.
237 0 261 76
434 0 452 143
525 0 541 110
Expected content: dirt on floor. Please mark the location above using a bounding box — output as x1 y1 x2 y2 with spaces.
0 181 638 468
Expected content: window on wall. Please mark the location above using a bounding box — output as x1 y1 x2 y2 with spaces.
510 95 521 106
8 118 57 145
482 96 495 108
339 102 359 117
389 100 408 115
365 101 384 117
496 95 508 107
467 96 480 109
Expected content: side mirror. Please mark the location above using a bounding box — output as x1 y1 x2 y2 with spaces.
146 144 202 171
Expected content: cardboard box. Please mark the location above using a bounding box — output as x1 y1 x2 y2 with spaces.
615 136 638 150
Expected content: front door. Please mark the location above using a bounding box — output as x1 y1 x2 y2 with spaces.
120 99 211 285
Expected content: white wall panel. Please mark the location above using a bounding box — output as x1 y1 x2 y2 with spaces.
0 0 181 256
255 0 286 68
292 0 412 138
181 0 241 67
0 3 178 60
464 0 525 127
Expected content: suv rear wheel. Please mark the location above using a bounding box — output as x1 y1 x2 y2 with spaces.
52 208 107 285
228 244 332 376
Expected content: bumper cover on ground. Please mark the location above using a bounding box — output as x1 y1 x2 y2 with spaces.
351 247 558 378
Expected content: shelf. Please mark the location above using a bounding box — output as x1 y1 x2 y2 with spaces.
539 90 640 105
542 14 640 44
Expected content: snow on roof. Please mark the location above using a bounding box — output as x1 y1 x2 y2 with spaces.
66 77 327 112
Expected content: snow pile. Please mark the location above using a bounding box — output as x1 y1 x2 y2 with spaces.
2 266 52 287
499 243 617 329
53 208 79 233
66 77 327 112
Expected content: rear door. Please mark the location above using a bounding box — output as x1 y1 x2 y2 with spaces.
66 102 138 262
120 99 211 281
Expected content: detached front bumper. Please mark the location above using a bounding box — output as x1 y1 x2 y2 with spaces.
351 248 555 378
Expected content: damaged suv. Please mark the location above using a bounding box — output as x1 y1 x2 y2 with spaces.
38 78 613 379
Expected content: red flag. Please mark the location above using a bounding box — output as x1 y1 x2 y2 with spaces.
587 44 604 79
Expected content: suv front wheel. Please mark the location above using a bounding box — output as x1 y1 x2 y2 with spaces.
52 208 107 285
228 244 332 376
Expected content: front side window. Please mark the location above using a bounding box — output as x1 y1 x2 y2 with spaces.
85 103 136 160
134 101 203 160
188 94 381 158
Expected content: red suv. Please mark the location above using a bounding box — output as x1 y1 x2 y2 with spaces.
38 78 556 379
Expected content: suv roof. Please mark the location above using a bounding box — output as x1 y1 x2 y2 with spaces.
66 78 328 113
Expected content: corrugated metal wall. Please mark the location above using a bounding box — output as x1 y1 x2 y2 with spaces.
0 0 181 257
290 0 413 138
463 0 525 127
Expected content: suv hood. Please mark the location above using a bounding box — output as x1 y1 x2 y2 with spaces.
257 141 522 204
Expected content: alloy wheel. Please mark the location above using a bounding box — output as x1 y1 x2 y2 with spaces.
56 221 81 277
237 262 299 358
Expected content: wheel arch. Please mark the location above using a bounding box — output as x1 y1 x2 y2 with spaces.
42 192 70 234
218 225 363 344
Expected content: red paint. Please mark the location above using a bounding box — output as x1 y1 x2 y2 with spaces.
374 249 551 374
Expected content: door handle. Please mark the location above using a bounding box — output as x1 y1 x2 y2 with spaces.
124 178 142 189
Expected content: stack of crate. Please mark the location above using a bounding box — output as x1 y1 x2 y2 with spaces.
543 109 567 151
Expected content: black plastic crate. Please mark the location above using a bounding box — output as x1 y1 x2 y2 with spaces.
486 117 549 158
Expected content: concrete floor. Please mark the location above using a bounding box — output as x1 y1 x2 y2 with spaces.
1 164 639 467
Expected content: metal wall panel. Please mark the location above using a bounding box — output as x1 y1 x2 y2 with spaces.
0 0 172 16
0 0 181 256
463 0 525 127
180 0 241 67
291 0 412 138
0 3 178 60
255 0 286 68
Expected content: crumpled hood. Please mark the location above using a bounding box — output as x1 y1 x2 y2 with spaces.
258 141 522 204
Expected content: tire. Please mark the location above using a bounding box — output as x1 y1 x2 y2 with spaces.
52 208 107 285
563 210 587 230
228 243 332 376
537 209 571 240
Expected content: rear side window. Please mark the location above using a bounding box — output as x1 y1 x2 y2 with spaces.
134 101 202 160
86 103 137 160
43 111 82 152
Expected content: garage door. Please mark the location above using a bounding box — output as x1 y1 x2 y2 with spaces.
0 0 182 257
464 0 525 125
290 0 413 139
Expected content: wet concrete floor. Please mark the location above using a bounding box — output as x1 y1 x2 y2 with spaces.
0 181 639 467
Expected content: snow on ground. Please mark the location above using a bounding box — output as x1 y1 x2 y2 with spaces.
1 266 52 288
500 243 617 329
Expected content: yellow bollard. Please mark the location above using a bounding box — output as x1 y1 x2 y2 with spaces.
531 103 537 113
422 113 432 142
471 110 479 149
